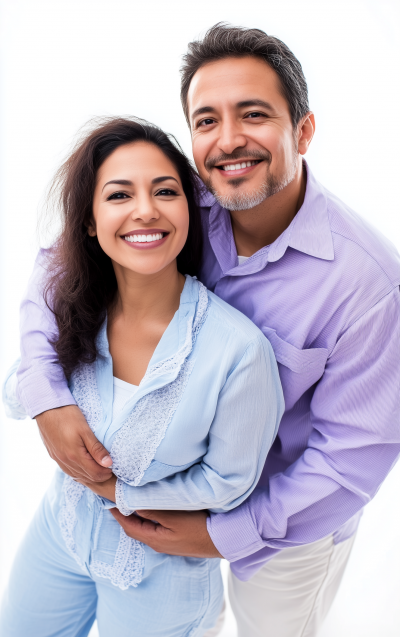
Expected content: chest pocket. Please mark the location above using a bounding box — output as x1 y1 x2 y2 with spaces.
263 327 328 410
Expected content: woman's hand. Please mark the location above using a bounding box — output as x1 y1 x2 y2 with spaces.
77 473 117 502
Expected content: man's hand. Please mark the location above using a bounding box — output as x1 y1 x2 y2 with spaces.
110 508 222 558
36 405 113 482
78 474 117 502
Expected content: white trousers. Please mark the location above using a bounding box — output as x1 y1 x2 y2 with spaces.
205 533 355 637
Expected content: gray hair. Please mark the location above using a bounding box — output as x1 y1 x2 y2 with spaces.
180 23 309 128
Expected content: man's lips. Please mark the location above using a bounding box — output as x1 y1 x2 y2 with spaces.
214 159 263 178
121 229 169 249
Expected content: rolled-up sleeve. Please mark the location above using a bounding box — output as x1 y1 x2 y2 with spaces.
116 335 284 515
208 289 400 575
16 250 76 418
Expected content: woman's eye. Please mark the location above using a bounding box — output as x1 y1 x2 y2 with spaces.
156 189 178 196
107 191 129 201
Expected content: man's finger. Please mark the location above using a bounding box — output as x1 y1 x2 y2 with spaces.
110 509 163 539
76 447 113 482
82 429 113 468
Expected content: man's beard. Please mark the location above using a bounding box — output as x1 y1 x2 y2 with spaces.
204 148 298 212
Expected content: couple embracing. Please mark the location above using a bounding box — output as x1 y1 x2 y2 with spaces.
2 23 400 637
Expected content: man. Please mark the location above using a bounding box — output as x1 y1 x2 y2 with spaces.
16 24 400 636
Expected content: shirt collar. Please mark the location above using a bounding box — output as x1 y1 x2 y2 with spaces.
203 160 334 276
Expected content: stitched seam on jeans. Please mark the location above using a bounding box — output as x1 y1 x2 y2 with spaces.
299 538 335 637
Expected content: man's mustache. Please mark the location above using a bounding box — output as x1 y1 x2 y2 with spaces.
205 149 272 171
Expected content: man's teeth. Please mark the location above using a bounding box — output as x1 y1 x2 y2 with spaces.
124 233 164 243
221 160 258 172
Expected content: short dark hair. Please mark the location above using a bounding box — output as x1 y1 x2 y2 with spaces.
45 116 203 378
180 23 309 128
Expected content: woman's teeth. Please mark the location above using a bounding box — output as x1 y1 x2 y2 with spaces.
124 233 163 243
221 160 259 172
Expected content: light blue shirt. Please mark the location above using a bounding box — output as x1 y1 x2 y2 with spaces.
4 275 283 590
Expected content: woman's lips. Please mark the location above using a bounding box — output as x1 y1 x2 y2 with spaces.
121 230 169 250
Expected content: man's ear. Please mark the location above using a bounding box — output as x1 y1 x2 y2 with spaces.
87 219 97 237
297 112 315 156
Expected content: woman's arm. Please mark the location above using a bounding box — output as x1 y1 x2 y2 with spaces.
111 335 283 516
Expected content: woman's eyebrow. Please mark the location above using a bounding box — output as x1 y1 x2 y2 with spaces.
102 179 132 192
152 176 179 185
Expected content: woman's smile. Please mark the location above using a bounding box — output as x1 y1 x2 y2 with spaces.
122 229 169 250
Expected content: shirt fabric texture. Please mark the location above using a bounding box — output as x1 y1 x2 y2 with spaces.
14 161 400 582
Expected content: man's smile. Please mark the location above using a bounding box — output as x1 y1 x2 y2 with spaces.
213 159 264 178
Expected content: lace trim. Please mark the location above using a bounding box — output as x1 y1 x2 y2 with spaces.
61 278 209 587
71 363 103 433
58 475 86 567
110 282 208 490
110 360 194 490
143 281 209 383
90 526 145 590
115 478 133 516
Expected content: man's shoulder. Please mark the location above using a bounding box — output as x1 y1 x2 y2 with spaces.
325 188 400 288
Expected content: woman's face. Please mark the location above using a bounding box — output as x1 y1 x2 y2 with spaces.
91 141 189 276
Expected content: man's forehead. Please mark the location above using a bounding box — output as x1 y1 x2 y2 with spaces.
187 56 283 116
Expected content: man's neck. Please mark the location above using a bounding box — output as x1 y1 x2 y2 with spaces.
230 161 307 257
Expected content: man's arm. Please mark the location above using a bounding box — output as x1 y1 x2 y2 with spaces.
207 289 400 567
16 250 112 481
114 290 400 565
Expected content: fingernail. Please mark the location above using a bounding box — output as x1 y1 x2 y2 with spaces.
101 455 113 466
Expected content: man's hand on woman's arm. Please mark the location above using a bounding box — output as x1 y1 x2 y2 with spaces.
110 508 222 558
36 405 113 482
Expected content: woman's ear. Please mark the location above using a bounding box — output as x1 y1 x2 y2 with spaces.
87 219 97 237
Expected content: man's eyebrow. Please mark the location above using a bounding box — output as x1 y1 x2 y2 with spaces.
236 99 275 111
191 100 275 122
102 179 132 192
191 106 217 121
152 176 179 185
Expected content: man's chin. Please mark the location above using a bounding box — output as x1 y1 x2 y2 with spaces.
206 181 269 212
212 191 268 212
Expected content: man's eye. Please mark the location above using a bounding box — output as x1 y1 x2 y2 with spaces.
107 191 129 200
156 189 178 196
246 112 265 119
198 118 215 127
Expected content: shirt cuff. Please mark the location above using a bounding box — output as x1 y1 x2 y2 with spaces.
115 479 135 516
207 499 265 562
17 373 76 419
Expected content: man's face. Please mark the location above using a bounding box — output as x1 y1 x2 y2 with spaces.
188 56 300 211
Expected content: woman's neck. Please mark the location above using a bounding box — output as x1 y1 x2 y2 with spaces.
111 261 185 325
107 261 186 385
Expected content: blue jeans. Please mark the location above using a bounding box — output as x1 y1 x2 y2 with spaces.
0 489 223 637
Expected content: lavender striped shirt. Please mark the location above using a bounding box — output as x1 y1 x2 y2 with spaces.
16 161 400 581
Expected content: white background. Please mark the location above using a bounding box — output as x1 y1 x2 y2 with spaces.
0 1 399 635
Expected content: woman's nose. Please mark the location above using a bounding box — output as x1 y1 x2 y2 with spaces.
131 195 160 223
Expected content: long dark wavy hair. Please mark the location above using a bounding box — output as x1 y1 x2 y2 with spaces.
44 116 203 379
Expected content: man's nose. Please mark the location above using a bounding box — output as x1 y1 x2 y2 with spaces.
217 119 247 156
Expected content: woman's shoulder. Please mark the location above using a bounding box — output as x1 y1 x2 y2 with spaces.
202 285 265 347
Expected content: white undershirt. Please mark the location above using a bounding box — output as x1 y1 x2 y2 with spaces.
237 255 250 265
112 376 138 420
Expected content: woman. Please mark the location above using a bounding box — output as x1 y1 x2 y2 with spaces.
1 117 283 637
